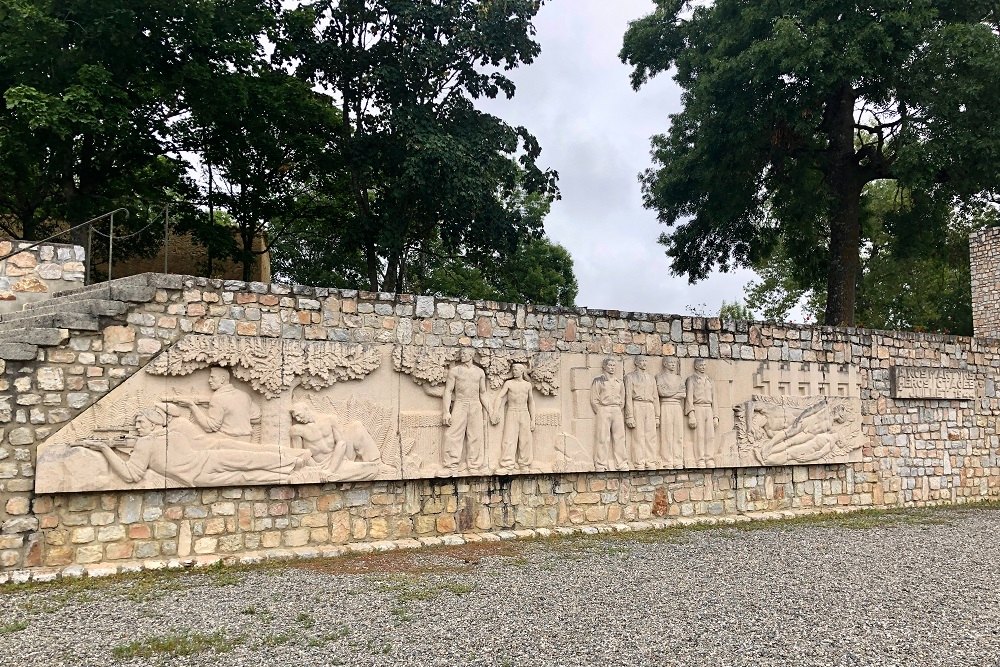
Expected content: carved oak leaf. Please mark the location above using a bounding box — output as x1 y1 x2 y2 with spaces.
484 353 518 390
147 336 381 399
527 352 560 396
392 346 457 387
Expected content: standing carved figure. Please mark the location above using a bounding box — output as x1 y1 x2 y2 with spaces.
656 357 685 468
441 348 489 474
491 364 536 471
684 359 719 466
165 367 261 438
625 357 659 469
590 357 628 471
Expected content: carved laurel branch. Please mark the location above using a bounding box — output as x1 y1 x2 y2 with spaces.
392 346 560 396
146 335 381 399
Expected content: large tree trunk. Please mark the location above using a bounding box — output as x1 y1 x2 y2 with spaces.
822 84 864 327
823 181 863 326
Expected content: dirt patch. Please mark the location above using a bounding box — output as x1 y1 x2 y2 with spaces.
291 540 530 576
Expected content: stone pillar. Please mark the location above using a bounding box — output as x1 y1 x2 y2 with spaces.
970 227 1000 338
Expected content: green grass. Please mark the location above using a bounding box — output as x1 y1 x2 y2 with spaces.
379 575 477 603
111 630 236 659
0 620 28 634
261 631 295 647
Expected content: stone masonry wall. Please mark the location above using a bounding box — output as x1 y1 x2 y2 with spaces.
0 241 86 315
2 273 1000 578
970 227 1000 338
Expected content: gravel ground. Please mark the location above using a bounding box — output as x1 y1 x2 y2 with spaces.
3 507 1000 667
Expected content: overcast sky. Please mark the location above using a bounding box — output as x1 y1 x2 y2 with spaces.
479 0 758 316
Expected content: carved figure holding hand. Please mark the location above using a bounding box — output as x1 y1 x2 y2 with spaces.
441 348 489 474
492 364 536 471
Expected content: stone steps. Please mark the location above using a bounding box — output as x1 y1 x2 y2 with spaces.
3 298 127 322
0 273 178 360
49 273 154 300
0 328 68 346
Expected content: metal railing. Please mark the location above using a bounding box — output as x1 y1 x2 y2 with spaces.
0 206 172 286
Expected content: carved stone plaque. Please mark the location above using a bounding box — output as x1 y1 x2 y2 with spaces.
35 337 865 494
891 366 976 400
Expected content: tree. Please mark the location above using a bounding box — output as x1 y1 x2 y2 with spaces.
621 1 1000 325
0 0 193 241
745 181 987 334
0 1 281 260
177 68 343 281
272 186 579 306
280 0 558 294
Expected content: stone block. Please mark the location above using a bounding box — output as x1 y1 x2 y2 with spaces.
0 343 38 361
7 427 34 445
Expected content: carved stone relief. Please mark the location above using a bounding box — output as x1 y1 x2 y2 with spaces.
734 395 862 466
36 339 864 493
890 366 976 400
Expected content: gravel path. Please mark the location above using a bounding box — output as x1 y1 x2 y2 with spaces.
3 507 1000 667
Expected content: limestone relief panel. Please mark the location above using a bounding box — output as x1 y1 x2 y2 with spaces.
36 339 864 494
36 337 401 493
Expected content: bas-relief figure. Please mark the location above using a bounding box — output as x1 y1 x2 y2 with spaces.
36 335 866 494
164 367 260 438
735 395 862 466
685 358 719 467
656 358 685 468
590 357 629 471
75 407 313 487
491 364 536 472
441 348 490 475
288 402 382 481
625 357 659 470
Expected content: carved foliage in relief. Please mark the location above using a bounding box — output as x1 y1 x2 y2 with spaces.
147 335 380 399
392 345 559 397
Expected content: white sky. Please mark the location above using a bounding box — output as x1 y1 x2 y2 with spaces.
479 0 758 316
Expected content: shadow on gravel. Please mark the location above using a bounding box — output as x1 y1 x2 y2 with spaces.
292 540 530 576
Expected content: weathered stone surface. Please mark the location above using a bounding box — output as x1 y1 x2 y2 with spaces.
12 276 48 293
0 329 68 346
0 343 38 361
0 242 999 573
891 366 976 400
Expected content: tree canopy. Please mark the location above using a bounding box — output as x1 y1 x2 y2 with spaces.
1 0 573 302
279 0 558 294
622 0 1000 325
744 180 988 334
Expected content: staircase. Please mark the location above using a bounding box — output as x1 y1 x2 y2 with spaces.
0 274 160 361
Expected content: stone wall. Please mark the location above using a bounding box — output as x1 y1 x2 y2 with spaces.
2 273 999 578
0 241 86 315
970 227 1000 338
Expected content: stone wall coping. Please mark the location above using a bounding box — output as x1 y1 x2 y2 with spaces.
0 504 959 585
131 272 979 346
